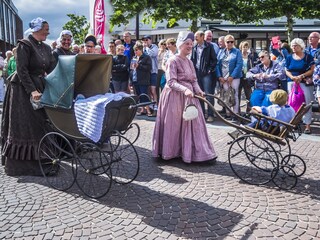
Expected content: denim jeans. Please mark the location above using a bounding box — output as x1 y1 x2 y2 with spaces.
133 83 149 103
197 72 216 117
113 80 128 93
250 89 273 107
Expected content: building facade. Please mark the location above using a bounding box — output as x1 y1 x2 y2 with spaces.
0 0 23 57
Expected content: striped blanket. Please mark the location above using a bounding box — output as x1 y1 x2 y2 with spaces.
74 92 130 142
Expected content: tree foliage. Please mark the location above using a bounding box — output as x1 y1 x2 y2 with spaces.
230 0 320 42
62 14 90 45
110 0 320 42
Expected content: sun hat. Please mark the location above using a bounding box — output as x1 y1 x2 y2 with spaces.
270 89 288 106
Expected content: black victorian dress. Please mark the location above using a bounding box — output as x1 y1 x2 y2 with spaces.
1 35 56 176
52 47 75 62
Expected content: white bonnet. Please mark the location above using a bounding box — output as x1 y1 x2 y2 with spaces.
59 30 73 42
176 31 194 49
28 17 47 32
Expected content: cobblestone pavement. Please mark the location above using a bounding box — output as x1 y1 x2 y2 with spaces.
1 116 320 240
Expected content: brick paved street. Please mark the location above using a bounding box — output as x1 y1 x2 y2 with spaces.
1 116 320 239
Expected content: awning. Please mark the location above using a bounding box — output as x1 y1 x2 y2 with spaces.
211 26 320 32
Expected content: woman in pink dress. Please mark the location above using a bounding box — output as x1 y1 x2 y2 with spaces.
152 31 217 163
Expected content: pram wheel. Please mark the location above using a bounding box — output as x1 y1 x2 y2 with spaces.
273 138 291 159
281 154 306 177
76 142 112 199
108 135 139 184
272 165 297 190
122 123 140 145
38 132 77 191
228 135 279 185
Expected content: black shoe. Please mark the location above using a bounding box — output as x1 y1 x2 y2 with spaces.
218 108 226 114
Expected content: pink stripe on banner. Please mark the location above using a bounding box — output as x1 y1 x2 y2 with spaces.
94 0 107 54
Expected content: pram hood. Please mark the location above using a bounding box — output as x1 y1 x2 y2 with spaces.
41 54 112 109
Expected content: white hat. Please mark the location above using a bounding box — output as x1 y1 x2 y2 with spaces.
176 31 194 49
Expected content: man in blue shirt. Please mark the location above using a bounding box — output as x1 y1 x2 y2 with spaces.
306 32 320 65
123 31 135 64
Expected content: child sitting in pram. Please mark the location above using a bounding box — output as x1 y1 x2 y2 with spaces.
247 89 295 132
229 89 295 139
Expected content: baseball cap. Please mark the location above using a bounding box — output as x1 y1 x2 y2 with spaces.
142 35 152 40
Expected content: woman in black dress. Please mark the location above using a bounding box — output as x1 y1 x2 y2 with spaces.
52 30 74 61
1 17 56 176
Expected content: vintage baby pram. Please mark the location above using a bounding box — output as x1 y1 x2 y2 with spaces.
38 54 148 199
196 94 312 190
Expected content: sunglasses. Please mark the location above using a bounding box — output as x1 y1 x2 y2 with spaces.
85 45 94 48
259 56 265 59
226 41 234 44
161 43 166 46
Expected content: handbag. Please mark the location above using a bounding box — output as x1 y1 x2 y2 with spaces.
183 103 198 121
218 86 236 107
160 73 166 89
288 82 305 112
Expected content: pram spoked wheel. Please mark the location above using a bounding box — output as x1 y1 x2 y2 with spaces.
105 134 139 184
38 132 77 191
76 142 112 199
272 165 298 190
281 154 306 177
122 122 140 145
228 135 279 185
273 138 291 159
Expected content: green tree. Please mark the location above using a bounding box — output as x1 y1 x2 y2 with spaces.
109 0 259 32
110 0 206 32
226 0 319 43
110 0 319 43
62 14 90 45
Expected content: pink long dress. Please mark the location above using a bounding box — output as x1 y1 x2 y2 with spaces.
152 55 217 163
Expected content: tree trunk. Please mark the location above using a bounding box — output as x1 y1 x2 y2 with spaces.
190 19 198 32
286 14 294 43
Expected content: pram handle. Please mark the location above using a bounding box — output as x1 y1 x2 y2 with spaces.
195 94 250 124
129 101 156 109
128 93 156 109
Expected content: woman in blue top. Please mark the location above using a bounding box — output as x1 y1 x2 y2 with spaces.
285 38 314 134
216 34 243 117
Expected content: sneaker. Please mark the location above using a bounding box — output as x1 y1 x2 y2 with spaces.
153 104 158 111
206 116 214 123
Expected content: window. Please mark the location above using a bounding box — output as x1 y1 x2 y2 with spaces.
254 40 267 53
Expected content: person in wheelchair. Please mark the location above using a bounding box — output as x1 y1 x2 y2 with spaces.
246 51 285 107
247 89 295 134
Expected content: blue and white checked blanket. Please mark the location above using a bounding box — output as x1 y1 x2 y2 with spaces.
74 92 130 142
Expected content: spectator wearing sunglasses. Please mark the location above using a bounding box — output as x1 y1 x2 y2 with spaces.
216 34 243 117
246 50 285 107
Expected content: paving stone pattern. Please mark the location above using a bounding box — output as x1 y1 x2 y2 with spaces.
1 118 320 239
